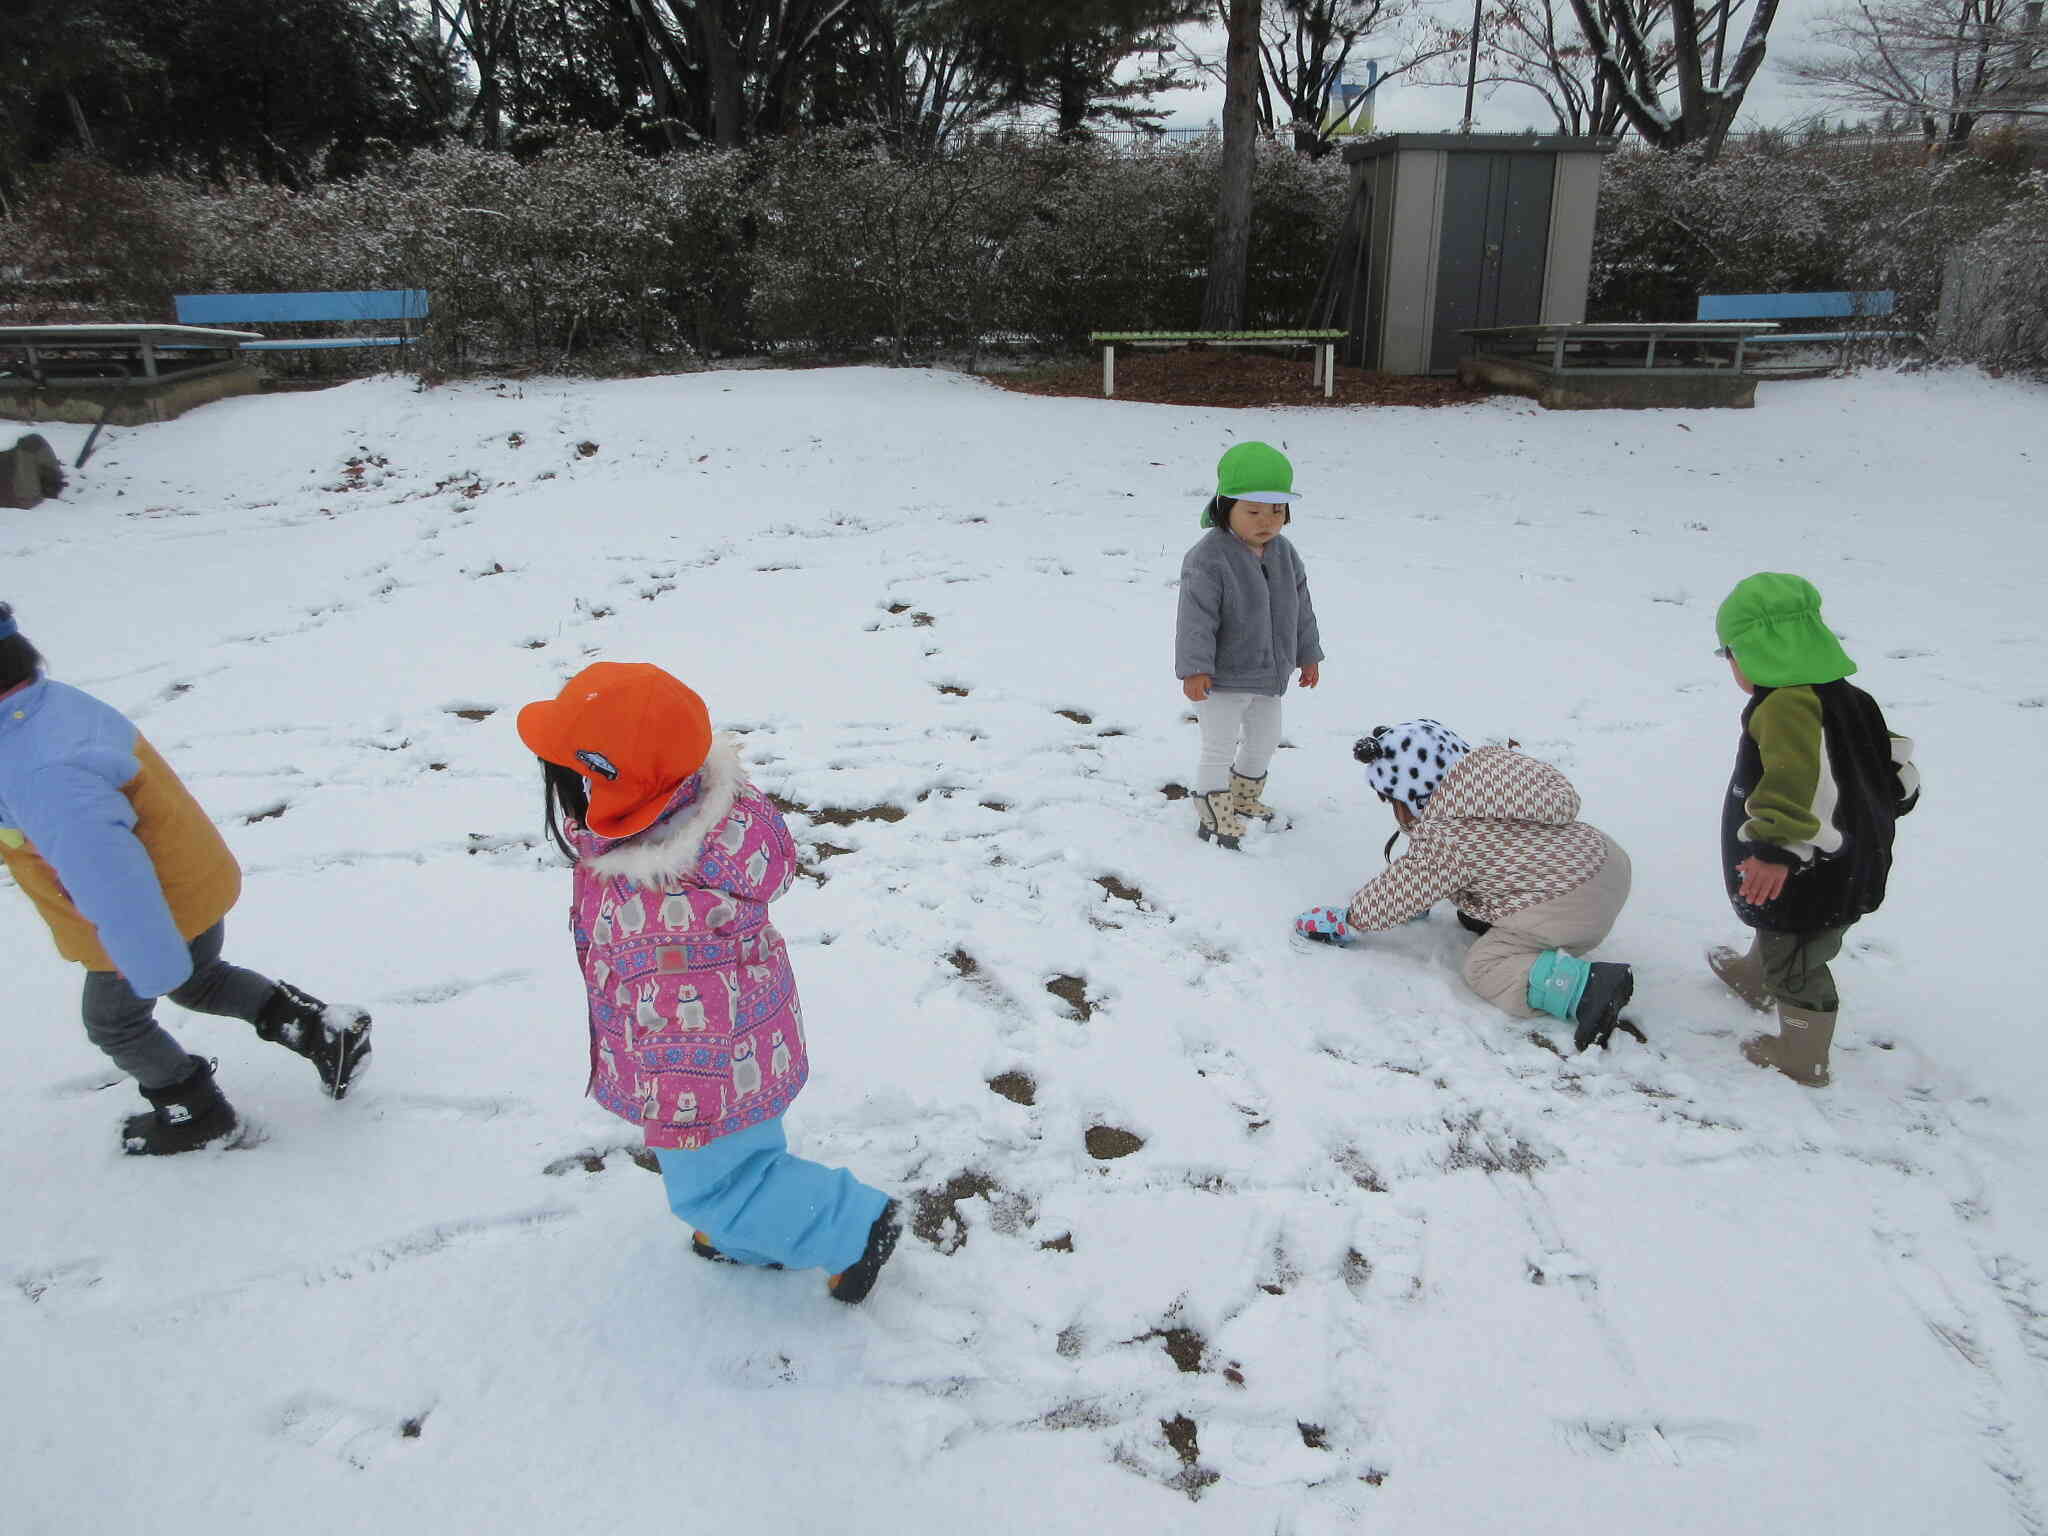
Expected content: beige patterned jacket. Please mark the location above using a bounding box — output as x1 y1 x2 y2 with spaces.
1345 747 1612 931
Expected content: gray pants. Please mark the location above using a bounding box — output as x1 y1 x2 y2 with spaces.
1193 690 1283 793
1462 838 1633 1019
1761 926 1848 1012
82 922 275 1089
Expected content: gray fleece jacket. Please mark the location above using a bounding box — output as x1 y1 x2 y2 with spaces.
1174 528 1324 694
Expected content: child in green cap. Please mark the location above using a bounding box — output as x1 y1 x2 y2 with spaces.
1707 573 1920 1087
1173 441 1324 849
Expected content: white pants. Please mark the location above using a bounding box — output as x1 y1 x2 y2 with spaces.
1193 691 1283 793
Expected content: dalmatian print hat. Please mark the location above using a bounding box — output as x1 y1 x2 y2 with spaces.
1353 719 1472 812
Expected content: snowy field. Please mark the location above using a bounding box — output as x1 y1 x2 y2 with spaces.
5 365 2046 1534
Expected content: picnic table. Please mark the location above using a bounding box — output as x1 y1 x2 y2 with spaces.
0 323 265 428
1457 321 1783 409
1087 330 1349 399
0 324 261 386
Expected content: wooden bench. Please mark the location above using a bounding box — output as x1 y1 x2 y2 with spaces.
171 290 430 352
1695 292 1918 365
1087 329 1348 398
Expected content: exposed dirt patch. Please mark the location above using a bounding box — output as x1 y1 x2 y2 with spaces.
542 1144 658 1176
449 706 496 721
946 948 979 977
988 1070 1037 1106
1042 1397 1112 1428
1040 1232 1074 1253
1298 1422 1328 1449
980 798 1011 812
767 794 906 827
1146 1326 1206 1374
991 347 1496 410
911 1169 1034 1253
885 602 911 614
1085 1125 1144 1161
1153 1415 1220 1497
1440 1111 1548 1175
576 440 599 457
1333 1145 1389 1193
1160 782 1191 800
912 611 936 627
1056 708 1093 724
1095 874 1144 905
937 683 970 697
1047 974 1093 1020
244 802 288 825
1527 1030 1566 1057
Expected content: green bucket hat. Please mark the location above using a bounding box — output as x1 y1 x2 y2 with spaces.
1202 441 1298 526
1715 572 1857 687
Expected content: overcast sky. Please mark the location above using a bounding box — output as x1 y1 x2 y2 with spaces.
1149 2 1841 136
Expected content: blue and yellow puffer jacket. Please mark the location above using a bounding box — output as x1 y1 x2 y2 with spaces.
0 678 240 996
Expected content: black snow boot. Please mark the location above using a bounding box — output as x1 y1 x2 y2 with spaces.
122 1055 241 1156
1456 909 1493 937
828 1200 902 1305
1573 963 1644 1053
255 981 373 1099
690 1231 782 1270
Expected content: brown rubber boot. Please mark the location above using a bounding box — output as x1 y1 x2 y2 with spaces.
1741 1002 1837 1087
1708 940 1773 1012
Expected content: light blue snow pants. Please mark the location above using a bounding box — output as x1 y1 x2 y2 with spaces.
654 1116 889 1275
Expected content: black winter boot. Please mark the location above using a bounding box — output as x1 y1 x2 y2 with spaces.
122 1055 241 1156
828 1200 902 1305
690 1231 783 1270
1573 963 1642 1052
256 981 373 1099
1456 909 1493 937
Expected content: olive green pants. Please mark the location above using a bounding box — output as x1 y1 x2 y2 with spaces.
1760 926 1849 1013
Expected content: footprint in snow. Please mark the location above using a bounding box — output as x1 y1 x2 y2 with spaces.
275 1392 431 1469
1557 1417 1757 1464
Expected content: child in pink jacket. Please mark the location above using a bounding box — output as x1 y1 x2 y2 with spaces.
518 662 899 1303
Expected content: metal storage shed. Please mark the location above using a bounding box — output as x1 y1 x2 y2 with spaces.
1315 134 1617 376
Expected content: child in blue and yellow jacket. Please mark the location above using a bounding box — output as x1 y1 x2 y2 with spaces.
1706 574 1920 1087
0 603 371 1154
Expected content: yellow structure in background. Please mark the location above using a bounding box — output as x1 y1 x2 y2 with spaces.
1318 61 1384 140
1323 60 1379 138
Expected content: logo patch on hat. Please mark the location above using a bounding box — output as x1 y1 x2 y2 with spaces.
575 749 620 781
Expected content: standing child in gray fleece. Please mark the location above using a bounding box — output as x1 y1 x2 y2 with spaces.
1174 441 1324 849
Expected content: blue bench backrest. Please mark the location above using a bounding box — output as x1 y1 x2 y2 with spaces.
173 290 430 325
1696 291 1894 321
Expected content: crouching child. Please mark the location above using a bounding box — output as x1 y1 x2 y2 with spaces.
1295 720 1638 1051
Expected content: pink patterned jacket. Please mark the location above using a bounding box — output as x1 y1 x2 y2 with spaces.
562 737 809 1149
1345 746 1614 932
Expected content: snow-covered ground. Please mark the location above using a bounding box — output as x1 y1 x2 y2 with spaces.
5 365 2045 1534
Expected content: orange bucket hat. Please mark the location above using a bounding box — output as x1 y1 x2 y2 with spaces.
516 662 712 839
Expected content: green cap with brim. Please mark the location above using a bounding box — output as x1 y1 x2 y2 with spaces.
1715 572 1857 687
1203 440 1298 527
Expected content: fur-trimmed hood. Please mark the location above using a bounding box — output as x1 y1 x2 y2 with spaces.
574 735 745 889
